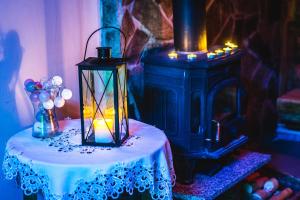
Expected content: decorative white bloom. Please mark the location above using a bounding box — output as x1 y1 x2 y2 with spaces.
43 99 54 109
61 89 72 100
52 76 63 86
54 96 65 108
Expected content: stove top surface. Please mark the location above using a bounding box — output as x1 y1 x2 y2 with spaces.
142 47 242 69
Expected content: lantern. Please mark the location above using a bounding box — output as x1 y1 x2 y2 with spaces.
77 40 129 146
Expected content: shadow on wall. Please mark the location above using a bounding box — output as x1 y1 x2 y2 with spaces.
0 29 23 134
0 28 23 197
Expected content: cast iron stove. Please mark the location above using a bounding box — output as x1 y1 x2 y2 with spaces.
141 0 248 183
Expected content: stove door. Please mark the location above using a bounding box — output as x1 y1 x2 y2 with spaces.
206 78 245 149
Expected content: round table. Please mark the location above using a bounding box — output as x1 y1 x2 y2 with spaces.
2 119 175 200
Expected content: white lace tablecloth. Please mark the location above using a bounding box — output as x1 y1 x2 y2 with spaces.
2 119 175 200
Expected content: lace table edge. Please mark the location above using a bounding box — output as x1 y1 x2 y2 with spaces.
2 151 176 200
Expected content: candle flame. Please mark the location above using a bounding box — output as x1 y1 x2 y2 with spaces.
223 47 232 51
225 41 238 49
93 118 113 130
215 49 224 55
187 53 197 60
207 52 216 59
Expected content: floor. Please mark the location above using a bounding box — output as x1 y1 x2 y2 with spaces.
213 138 300 199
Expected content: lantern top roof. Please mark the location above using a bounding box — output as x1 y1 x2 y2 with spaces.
77 57 126 69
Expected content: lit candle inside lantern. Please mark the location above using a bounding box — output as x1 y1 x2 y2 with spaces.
225 41 238 49
207 52 216 59
215 49 224 56
223 47 232 55
187 53 197 60
93 118 114 143
168 51 178 59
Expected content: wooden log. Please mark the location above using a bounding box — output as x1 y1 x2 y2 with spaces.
244 176 269 194
253 177 269 191
264 178 279 192
269 188 293 200
252 189 272 200
252 178 281 200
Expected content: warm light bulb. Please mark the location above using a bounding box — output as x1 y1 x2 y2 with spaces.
168 51 178 59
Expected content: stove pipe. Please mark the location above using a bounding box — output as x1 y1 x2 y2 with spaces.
172 0 207 52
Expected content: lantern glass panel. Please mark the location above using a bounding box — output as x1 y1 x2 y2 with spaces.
81 69 116 145
117 64 128 139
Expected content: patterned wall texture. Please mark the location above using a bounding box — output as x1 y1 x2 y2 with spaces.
121 0 298 144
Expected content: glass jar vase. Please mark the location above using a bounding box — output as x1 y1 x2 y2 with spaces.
31 100 59 138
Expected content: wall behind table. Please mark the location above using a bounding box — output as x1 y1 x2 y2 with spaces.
0 0 100 199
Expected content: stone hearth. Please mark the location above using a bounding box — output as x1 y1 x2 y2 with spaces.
173 151 271 200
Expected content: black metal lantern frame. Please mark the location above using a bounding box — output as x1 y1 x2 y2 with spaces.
77 27 129 147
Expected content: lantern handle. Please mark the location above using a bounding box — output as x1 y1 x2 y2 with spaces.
83 26 127 60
